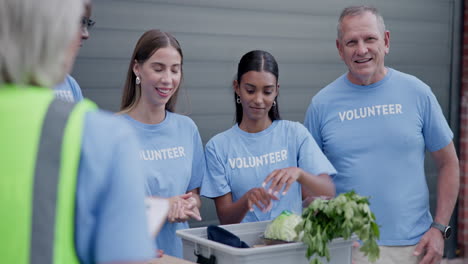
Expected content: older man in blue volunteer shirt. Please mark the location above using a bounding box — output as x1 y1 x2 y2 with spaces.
304 5 459 264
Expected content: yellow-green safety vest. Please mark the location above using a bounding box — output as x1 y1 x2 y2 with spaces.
0 84 97 263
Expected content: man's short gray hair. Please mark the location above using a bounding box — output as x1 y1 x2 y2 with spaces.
337 5 386 40
0 0 83 87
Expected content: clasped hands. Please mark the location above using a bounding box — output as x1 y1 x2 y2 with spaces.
167 192 202 223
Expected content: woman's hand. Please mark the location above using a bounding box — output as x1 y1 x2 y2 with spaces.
156 249 164 258
262 167 303 197
184 194 202 221
167 193 202 223
245 187 279 212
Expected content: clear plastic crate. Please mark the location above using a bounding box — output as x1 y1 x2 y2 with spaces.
176 220 353 264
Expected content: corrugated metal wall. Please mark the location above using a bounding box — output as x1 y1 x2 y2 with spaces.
73 0 462 256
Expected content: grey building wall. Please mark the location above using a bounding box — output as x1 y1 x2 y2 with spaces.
73 0 462 255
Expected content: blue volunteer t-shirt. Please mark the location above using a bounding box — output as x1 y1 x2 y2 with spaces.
201 120 336 222
54 74 84 103
76 111 154 263
304 68 453 246
122 111 206 258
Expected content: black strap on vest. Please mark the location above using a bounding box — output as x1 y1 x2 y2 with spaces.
29 98 75 264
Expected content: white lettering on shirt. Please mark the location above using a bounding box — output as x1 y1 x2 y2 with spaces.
139 147 186 161
338 104 403 122
228 150 288 169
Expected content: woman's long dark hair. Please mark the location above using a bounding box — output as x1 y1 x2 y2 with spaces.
235 50 280 124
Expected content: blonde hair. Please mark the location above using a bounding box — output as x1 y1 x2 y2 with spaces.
0 0 83 87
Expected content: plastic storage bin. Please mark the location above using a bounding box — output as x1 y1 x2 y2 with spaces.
176 220 354 264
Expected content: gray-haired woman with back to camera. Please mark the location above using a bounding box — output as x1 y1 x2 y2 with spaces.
0 0 155 263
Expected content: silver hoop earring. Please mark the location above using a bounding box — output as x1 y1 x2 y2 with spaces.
135 76 141 85
272 100 276 106
236 96 241 104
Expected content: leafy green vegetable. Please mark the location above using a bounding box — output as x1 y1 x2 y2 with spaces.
264 210 303 242
296 191 380 264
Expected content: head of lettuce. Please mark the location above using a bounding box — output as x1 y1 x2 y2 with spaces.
264 210 303 242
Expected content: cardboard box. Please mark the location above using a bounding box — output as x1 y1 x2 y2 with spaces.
149 254 197 264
